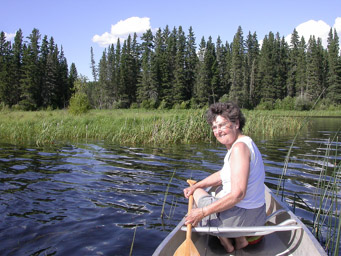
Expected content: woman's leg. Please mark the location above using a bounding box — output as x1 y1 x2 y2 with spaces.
218 237 234 253
235 236 248 250
193 188 209 206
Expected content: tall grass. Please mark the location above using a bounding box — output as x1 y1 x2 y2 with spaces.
0 108 313 146
312 135 340 255
277 123 340 255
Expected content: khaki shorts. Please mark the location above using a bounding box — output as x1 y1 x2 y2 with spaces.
197 195 266 227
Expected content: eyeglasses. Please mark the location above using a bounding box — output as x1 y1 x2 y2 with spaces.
212 121 233 132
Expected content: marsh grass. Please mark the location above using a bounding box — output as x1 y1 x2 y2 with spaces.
277 127 340 255
0 109 313 146
129 225 137 256
161 170 176 219
311 135 340 255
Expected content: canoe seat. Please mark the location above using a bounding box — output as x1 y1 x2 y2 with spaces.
180 208 302 238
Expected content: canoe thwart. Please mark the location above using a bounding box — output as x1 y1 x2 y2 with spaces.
180 219 301 237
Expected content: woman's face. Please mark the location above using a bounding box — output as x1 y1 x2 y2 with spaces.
212 115 239 149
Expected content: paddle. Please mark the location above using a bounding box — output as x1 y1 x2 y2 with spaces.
173 179 200 256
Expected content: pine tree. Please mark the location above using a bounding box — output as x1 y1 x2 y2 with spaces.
57 46 69 108
90 46 98 82
296 36 307 97
97 49 108 108
194 36 209 107
137 29 157 105
258 32 276 104
10 29 24 106
42 37 59 108
229 26 245 106
244 32 260 107
286 29 300 97
273 33 288 100
38 35 49 108
306 36 325 101
119 35 137 107
326 29 341 104
184 26 198 102
0 31 12 106
68 62 78 99
215 36 228 101
114 39 121 103
173 26 187 105
20 28 41 110
106 44 116 104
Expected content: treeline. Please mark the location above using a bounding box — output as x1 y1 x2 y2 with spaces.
90 25 341 110
0 28 77 110
1 26 341 111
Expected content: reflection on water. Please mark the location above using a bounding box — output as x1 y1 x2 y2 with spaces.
0 117 340 255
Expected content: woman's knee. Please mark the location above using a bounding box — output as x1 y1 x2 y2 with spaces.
193 188 209 205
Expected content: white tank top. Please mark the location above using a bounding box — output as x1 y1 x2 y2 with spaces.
219 136 265 209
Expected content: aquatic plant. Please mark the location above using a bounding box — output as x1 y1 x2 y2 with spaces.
0 109 311 146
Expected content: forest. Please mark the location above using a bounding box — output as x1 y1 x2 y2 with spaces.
0 25 341 111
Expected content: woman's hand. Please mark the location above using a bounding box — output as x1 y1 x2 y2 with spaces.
183 186 196 199
185 208 204 226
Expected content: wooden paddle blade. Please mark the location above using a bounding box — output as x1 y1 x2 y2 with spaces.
173 239 200 256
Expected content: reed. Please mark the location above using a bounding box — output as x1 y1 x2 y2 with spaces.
311 135 340 255
277 126 340 255
161 169 176 219
0 108 319 146
129 225 137 256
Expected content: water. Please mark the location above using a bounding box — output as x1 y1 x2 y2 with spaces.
0 117 340 255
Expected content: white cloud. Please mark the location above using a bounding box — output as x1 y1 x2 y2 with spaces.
333 17 341 34
4 32 16 41
285 17 341 48
92 17 152 47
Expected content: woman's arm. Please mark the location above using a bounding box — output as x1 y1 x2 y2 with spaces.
184 171 222 199
203 142 250 216
185 142 251 226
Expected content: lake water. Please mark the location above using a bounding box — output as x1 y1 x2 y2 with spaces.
0 117 340 255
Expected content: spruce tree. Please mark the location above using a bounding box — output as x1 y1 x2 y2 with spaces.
42 37 59 108
296 36 307 97
194 36 209 107
184 27 198 102
244 32 260 107
68 62 78 99
0 31 12 106
306 36 325 101
20 28 41 110
215 36 228 101
326 29 341 104
137 29 157 105
258 32 276 105
173 26 187 105
90 46 98 82
56 46 69 108
10 29 24 106
229 26 245 106
286 29 300 97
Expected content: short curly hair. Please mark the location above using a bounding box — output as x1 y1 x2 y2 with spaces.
206 102 246 132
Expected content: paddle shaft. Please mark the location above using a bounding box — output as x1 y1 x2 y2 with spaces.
186 192 194 240
173 179 199 256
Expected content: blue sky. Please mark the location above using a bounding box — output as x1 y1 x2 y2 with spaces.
2 0 341 80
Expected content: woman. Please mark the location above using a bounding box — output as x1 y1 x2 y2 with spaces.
183 102 266 252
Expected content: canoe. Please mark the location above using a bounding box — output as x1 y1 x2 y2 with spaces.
153 185 327 255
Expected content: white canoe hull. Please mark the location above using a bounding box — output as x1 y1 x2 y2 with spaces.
153 186 326 256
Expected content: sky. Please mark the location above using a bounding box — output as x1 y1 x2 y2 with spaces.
2 0 341 80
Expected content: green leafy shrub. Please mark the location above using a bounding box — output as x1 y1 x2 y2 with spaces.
255 100 274 110
141 99 157 109
68 92 91 115
294 96 313 111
